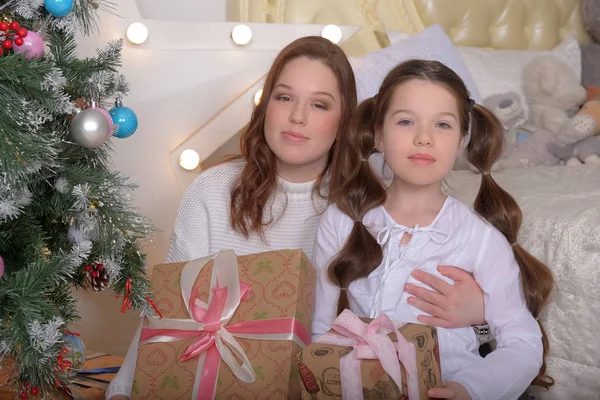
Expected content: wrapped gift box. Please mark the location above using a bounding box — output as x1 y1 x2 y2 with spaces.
297 311 442 400
131 249 315 399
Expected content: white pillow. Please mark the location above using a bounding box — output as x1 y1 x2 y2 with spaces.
386 30 582 116
351 24 481 104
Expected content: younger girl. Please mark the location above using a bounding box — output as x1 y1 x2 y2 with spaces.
312 60 555 399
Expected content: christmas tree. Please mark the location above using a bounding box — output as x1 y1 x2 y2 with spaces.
0 0 153 397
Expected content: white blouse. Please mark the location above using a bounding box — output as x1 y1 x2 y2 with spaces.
311 196 543 400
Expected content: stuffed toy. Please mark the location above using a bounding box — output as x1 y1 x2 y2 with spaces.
453 91 561 171
546 98 600 165
483 92 561 170
522 55 588 138
582 0 600 92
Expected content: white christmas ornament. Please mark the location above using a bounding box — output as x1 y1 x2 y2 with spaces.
70 108 112 148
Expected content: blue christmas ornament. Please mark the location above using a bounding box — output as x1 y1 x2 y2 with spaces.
44 0 74 17
109 100 139 138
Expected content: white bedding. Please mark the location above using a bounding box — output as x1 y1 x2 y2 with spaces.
446 164 600 400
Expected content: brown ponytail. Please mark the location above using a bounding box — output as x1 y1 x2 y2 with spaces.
328 97 387 314
467 105 555 389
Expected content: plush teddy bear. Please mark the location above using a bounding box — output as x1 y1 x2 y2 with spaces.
452 91 562 171
522 55 589 138
482 92 561 170
546 98 600 165
582 0 600 93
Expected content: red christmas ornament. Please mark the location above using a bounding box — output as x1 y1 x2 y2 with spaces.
2 40 12 50
14 37 24 46
84 264 92 272
17 27 28 38
30 387 39 396
10 21 19 30
90 270 98 278
19 391 27 400
96 264 103 271
0 22 8 31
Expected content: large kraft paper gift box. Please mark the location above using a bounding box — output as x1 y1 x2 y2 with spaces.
297 310 441 400
131 249 315 399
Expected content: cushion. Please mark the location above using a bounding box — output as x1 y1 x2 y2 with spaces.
351 25 481 104
387 30 582 116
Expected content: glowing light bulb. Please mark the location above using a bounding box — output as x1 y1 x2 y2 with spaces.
231 24 252 46
321 24 342 44
254 89 263 105
127 22 149 45
179 149 200 171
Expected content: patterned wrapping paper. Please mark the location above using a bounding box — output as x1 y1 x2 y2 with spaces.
297 312 441 400
131 249 315 400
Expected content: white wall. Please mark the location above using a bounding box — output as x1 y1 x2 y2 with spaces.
70 0 358 355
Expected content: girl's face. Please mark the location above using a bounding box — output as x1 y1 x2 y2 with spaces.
376 79 465 187
264 57 342 180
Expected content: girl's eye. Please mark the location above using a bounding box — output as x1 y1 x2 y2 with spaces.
277 95 291 102
314 103 327 110
398 119 413 126
437 122 451 129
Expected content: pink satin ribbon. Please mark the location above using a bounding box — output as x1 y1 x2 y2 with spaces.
315 309 419 400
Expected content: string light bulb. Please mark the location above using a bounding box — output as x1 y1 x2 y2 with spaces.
127 22 149 44
253 89 263 106
321 24 342 44
179 149 200 171
231 24 252 46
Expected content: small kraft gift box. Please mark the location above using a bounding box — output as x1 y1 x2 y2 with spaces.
130 249 315 399
297 310 442 400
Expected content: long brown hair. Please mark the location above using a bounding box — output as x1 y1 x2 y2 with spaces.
328 59 554 388
228 36 357 237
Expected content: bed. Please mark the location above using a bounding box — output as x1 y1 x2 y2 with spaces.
229 1 599 399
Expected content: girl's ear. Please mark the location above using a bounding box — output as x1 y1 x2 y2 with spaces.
375 128 384 152
457 135 466 156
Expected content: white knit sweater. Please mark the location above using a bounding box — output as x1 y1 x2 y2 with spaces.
106 160 328 399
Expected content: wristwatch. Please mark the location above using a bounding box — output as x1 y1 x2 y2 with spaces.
472 322 492 343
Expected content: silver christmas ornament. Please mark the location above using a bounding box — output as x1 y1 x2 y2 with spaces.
69 108 112 149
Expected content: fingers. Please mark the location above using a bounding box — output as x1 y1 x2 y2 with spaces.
404 283 446 308
411 269 454 295
437 265 474 282
428 387 455 398
416 314 452 329
406 296 448 321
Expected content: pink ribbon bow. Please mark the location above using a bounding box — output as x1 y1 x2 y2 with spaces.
316 309 420 400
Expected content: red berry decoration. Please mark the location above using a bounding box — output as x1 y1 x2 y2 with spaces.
84 264 92 272
17 27 28 38
19 391 27 400
10 21 19 30
96 264 103 271
0 22 8 31
30 387 39 396
14 37 24 46
2 40 12 50
90 270 99 278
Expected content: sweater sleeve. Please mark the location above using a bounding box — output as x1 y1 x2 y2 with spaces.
106 176 214 399
450 229 543 400
105 321 142 399
164 177 212 263
311 205 347 341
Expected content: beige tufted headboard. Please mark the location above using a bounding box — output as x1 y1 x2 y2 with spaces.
228 0 590 56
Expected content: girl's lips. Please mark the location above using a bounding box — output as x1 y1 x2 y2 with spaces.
282 131 309 142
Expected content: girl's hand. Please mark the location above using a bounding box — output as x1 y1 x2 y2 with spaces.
404 265 485 328
428 381 471 399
